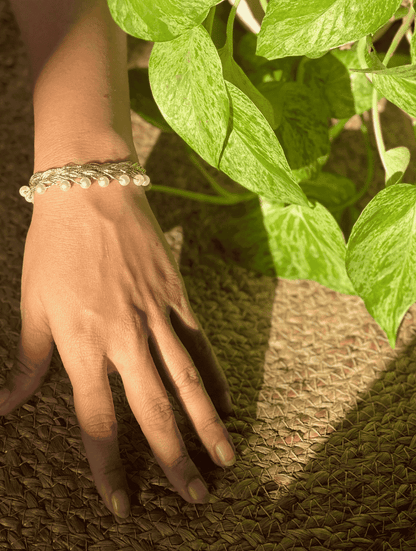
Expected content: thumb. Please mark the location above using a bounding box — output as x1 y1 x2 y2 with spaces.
0 316 54 415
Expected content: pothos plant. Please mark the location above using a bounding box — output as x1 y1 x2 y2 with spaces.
108 0 416 350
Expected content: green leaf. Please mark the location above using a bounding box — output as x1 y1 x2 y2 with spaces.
236 32 272 71
128 68 174 133
217 0 276 129
255 81 285 130
297 52 356 120
259 197 356 296
394 6 411 19
208 4 228 50
349 206 361 229
149 25 230 169
330 45 384 116
385 147 411 187
351 36 416 117
108 0 218 42
256 0 402 60
210 171 357 277
305 50 332 60
299 171 357 225
219 80 311 207
235 32 300 88
345 184 416 350
271 82 331 182
381 52 412 69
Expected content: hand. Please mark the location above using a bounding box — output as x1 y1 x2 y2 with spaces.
0 182 236 517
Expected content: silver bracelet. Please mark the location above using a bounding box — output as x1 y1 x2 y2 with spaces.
19 160 151 203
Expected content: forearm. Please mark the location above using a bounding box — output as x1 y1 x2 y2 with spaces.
10 0 137 173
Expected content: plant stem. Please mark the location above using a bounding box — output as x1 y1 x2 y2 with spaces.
382 5 414 67
372 20 395 44
202 5 216 36
371 3 412 46
371 91 386 170
183 143 236 197
371 5 415 172
329 118 350 142
259 0 268 13
182 141 256 201
148 145 257 204
148 184 257 204
150 118 373 210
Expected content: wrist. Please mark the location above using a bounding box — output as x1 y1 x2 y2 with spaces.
30 134 147 209
33 130 138 174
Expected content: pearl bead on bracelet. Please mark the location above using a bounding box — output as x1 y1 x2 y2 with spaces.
19 161 151 203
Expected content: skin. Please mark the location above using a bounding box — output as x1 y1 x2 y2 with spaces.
8 0 136 170
6 0 237 517
1 174 236 516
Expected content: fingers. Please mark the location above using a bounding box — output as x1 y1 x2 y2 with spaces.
168 305 233 415
0 317 54 416
49 305 235 519
119 316 236 504
149 316 236 465
66 356 131 518
121 347 211 503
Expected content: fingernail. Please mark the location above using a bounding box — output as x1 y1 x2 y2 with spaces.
111 489 129 518
0 388 10 405
188 478 209 502
216 440 236 467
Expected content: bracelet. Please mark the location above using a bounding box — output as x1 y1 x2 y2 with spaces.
19 160 151 203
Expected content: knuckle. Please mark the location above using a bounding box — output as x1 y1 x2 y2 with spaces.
146 307 168 329
141 396 174 430
140 296 168 328
119 309 148 336
200 414 221 434
168 451 189 470
83 413 117 441
174 363 201 395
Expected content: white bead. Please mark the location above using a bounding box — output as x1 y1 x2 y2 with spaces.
142 174 151 187
80 177 91 189
25 194 34 203
133 175 144 186
98 176 110 187
60 180 71 191
118 174 130 186
35 183 46 194
19 186 30 197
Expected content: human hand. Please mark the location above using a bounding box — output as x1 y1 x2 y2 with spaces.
0 183 236 517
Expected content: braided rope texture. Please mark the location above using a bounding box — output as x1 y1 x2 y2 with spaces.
3 0 416 546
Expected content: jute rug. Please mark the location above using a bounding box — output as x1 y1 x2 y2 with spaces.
2 0 416 549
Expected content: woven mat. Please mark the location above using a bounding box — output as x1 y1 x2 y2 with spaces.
3 1 416 549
